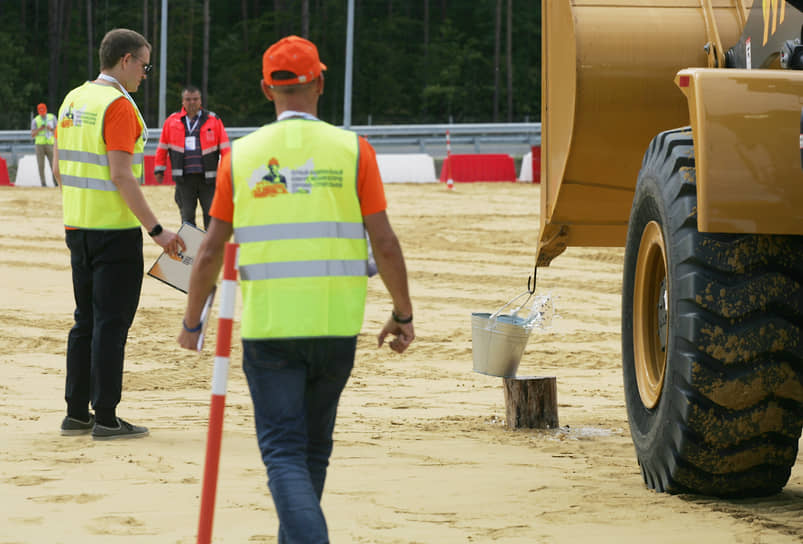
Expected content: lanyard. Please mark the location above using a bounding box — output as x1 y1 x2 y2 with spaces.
277 110 318 121
184 113 201 135
96 73 149 144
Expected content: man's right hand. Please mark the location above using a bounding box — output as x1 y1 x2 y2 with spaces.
154 172 164 184
154 230 186 258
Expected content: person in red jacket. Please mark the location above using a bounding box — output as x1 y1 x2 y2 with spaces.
154 85 230 230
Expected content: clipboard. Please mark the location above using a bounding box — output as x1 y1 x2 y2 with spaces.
147 223 206 294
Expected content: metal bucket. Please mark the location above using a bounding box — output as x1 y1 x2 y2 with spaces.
471 312 493 373
471 293 536 377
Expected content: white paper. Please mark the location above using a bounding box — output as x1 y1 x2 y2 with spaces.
185 136 196 151
196 286 217 352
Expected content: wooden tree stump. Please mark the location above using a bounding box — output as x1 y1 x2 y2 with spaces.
503 376 559 429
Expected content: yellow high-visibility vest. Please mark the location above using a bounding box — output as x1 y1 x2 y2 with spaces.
232 119 368 339
34 114 56 145
58 82 144 230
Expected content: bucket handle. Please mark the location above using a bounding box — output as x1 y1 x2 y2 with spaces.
489 290 534 321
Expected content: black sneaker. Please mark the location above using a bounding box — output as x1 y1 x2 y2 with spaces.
92 418 149 441
60 415 95 436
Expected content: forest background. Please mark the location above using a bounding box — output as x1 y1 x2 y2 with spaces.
0 0 541 130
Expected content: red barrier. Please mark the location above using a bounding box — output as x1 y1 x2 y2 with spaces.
439 154 516 183
445 130 453 189
0 156 10 186
144 155 174 185
532 146 541 184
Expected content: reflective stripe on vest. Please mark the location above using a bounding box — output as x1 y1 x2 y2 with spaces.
59 174 116 192
58 82 144 230
58 149 110 166
234 221 366 243
57 149 144 167
232 119 367 339
240 259 368 281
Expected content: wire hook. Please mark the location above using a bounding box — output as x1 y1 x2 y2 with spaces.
527 264 537 294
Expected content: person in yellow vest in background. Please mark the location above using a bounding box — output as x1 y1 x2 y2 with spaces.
54 28 185 440
178 35 414 542
30 103 57 187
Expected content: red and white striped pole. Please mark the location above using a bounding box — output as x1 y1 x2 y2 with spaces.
197 242 239 544
446 130 454 189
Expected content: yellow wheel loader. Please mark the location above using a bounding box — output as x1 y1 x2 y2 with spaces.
536 0 803 497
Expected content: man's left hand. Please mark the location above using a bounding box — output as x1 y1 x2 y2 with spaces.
153 229 186 258
177 326 201 351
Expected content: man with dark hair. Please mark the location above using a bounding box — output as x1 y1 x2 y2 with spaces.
177 35 414 542
54 28 185 440
154 84 230 230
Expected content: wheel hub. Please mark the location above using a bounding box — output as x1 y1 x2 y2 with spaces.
657 278 668 353
633 221 668 409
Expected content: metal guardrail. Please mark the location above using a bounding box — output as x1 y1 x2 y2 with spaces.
0 123 542 166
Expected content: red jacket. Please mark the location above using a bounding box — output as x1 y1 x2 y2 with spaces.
154 107 230 181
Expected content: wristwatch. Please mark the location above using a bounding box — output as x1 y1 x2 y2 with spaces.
392 310 413 324
148 223 163 237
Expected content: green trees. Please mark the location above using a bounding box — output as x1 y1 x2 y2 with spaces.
0 0 540 128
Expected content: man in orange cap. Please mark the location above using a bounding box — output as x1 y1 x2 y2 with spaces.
30 103 57 186
178 35 414 542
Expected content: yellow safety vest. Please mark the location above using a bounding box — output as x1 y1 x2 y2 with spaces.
57 82 144 230
232 119 368 339
34 114 56 145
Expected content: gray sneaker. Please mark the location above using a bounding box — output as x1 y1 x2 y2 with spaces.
92 418 149 440
60 415 95 436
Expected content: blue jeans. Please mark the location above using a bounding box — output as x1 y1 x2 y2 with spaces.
242 336 356 544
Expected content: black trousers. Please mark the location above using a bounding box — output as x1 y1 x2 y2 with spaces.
174 172 215 230
65 228 143 425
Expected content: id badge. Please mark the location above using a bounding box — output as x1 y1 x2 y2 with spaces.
185 136 197 151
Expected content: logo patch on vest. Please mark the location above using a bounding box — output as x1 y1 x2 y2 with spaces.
248 157 345 198
60 102 97 129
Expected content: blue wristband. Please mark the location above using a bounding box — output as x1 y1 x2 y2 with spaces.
183 319 202 333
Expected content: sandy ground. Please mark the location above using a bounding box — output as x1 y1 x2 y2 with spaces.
0 182 801 544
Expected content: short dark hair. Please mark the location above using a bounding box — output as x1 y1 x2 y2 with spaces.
182 84 201 95
99 29 150 70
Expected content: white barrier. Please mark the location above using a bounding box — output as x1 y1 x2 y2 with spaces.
518 151 533 182
376 153 437 183
13 152 438 186
15 154 56 187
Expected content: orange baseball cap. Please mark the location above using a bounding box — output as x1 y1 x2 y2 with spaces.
37 103 47 114
262 35 327 87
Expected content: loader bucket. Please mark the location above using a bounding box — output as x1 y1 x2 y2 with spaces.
536 0 746 266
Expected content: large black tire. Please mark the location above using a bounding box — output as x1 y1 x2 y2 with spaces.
622 127 803 497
